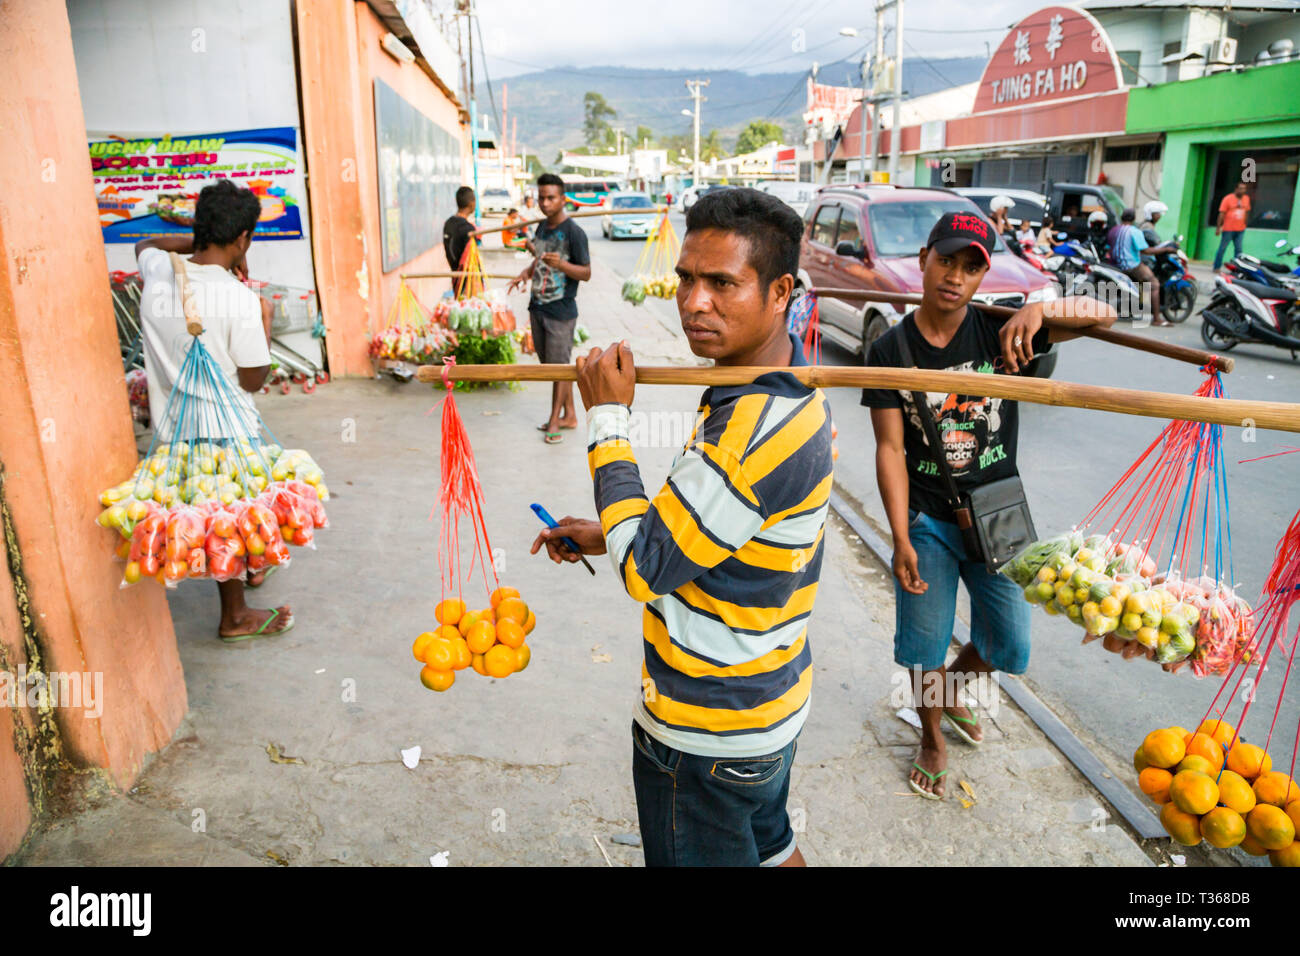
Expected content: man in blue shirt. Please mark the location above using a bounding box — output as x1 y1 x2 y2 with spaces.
1108 207 1167 326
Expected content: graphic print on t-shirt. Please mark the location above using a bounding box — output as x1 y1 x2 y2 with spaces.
901 358 1007 477
531 228 569 305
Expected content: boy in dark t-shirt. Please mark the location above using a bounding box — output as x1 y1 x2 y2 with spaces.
442 186 476 271
862 211 1116 801
509 173 592 443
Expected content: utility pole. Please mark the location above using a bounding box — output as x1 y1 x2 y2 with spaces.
685 78 709 188
889 0 904 184
867 3 885 178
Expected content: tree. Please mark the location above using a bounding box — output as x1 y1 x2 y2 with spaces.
635 125 654 149
699 129 724 162
582 91 617 151
735 119 785 156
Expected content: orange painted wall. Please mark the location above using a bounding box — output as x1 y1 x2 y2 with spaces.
297 1 468 375
0 0 186 856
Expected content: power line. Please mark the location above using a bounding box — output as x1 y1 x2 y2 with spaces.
473 10 503 143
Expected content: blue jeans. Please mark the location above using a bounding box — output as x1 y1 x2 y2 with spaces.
1212 230 1244 270
894 509 1032 675
631 722 798 867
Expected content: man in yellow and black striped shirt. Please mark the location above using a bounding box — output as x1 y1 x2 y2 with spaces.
532 189 833 867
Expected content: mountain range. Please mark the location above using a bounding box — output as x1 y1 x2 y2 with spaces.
483 55 987 164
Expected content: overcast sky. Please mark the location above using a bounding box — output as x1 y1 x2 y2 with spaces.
469 0 1062 78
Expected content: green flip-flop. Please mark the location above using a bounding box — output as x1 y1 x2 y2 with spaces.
220 608 294 644
943 708 983 747
909 762 948 801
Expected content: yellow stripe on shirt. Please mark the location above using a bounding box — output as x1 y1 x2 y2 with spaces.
600 496 650 532
642 605 808 679
675 578 819 633
742 396 828 484
732 527 825 572
643 661 812 732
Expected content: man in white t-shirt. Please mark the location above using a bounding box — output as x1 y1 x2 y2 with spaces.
135 179 293 642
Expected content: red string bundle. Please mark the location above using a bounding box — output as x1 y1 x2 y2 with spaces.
433 358 500 605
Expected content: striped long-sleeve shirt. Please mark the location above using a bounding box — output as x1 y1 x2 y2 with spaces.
587 334 834 757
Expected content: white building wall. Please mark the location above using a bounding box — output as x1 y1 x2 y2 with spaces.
67 0 314 291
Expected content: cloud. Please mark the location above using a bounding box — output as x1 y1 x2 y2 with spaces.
468 0 1041 79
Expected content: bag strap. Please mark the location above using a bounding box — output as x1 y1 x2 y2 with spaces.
895 315 972 530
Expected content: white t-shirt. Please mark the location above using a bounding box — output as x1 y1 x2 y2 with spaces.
137 247 270 441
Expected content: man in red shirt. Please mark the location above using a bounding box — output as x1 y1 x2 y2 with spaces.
1212 182 1251 271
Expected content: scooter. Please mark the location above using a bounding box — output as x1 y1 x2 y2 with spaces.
1049 235 1143 318
1148 235 1196 323
1200 275 1300 358
1225 253 1300 292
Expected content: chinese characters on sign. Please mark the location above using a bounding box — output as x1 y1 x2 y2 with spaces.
972 5 1121 113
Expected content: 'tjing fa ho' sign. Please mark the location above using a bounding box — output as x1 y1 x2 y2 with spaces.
972 5 1123 114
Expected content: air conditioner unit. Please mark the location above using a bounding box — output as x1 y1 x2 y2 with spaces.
1208 37 1237 65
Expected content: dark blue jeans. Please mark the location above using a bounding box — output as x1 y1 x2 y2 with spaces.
1212 230 1244 271
631 721 798 867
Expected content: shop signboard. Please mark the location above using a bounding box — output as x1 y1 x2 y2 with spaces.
90 127 304 242
973 6 1122 114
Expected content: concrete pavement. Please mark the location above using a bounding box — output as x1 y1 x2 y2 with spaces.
15 252 1157 866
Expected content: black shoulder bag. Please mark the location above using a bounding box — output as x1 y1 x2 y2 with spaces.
895 320 1036 571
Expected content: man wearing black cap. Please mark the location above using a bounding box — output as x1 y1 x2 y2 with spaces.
862 211 1116 801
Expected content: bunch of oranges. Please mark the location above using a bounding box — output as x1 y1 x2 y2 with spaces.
1134 719 1300 866
413 587 535 692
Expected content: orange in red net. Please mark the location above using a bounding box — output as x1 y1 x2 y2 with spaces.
412 358 535 692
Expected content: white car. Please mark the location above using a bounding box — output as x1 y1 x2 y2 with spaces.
601 192 657 239
480 188 513 216
755 180 818 218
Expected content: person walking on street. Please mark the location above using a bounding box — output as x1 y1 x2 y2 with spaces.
1108 207 1168 326
531 189 832 866
861 211 1117 799
134 180 293 642
1213 182 1251 272
442 186 477 271
508 173 591 443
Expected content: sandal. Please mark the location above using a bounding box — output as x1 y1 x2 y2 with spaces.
543 432 563 444
536 422 577 431
220 607 295 644
909 762 948 801
943 708 983 747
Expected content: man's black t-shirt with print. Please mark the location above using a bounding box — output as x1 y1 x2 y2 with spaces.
860 305 1051 523
530 217 590 322
443 215 475 270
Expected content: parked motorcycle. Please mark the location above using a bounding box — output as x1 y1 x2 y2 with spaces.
1200 275 1300 358
1225 253 1300 292
1148 235 1196 323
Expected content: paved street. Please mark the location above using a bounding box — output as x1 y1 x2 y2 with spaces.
17 253 1162 867
561 210 1300 804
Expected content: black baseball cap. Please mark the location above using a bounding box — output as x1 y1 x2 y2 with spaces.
926 211 995 266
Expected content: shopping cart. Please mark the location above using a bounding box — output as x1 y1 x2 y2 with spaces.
247 281 329 394
110 271 145 372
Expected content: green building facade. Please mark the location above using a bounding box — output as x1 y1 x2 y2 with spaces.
1126 60 1300 265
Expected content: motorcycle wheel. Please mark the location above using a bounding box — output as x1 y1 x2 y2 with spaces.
1163 285 1196 324
1200 311 1239 351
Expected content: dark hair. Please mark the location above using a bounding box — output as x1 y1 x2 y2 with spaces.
455 186 476 210
1042 213 1054 226
192 179 261 250
507 207 518 215
685 187 802 295
537 173 565 191
1121 207 1136 223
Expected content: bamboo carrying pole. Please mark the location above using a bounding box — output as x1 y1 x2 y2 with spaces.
401 271 520 280
471 206 668 238
811 287 1234 374
414 363 1300 434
